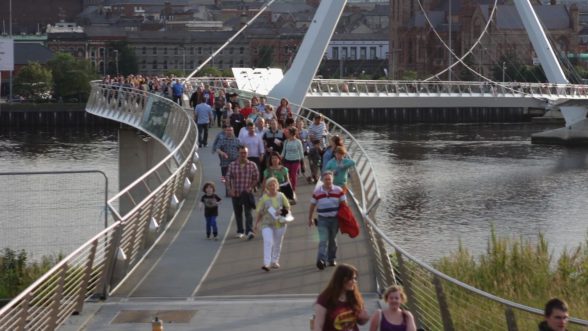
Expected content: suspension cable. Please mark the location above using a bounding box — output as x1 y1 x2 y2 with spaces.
420 0 498 82
184 0 280 82
416 0 549 100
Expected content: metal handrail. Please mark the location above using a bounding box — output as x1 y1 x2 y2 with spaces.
239 90 588 329
186 77 588 101
0 83 199 331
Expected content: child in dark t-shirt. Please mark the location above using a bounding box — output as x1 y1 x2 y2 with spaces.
307 139 323 184
200 182 222 240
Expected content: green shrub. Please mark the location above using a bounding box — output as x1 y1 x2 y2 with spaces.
0 248 61 299
434 228 588 321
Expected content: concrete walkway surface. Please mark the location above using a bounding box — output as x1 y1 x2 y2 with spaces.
59 127 379 331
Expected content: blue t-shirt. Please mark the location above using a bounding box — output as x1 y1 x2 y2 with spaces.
172 83 184 96
195 103 213 124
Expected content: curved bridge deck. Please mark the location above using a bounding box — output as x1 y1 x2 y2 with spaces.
64 128 377 331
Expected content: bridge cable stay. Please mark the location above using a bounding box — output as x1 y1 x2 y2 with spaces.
474 6 578 86
416 0 551 100
417 0 564 102
182 0 279 82
421 0 498 82
470 7 543 84
543 23 584 84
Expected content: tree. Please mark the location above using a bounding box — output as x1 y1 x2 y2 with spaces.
401 70 418 80
48 52 98 102
255 46 274 68
13 62 53 101
196 66 222 77
108 41 139 76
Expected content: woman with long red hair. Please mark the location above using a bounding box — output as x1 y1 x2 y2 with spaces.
313 264 369 331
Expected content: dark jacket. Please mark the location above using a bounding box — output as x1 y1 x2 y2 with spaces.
538 321 566 331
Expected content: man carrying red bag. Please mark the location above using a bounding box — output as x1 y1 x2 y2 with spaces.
308 171 347 270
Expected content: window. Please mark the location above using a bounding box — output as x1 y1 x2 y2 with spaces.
152 60 158 69
342 47 348 59
370 47 376 60
240 47 244 54
190 47 194 55
163 60 168 69
350 48 357 60
332 47 339 60
239 60 244 66
142 47 146 54
152 47 157 55
174 47 178 55
163 47 167 55
99 48 105 57
360 47 366 60
198 47 202 55
229 47 234 55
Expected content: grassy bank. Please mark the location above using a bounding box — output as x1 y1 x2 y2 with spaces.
433 229 588 327
0 248 60 299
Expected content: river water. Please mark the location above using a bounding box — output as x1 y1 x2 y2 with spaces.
0 128 119 260
1 123 587 263
347 123 588 262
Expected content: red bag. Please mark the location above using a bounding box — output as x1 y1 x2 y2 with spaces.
337 203 359 238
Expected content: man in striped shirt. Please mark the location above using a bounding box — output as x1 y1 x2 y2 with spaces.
307 171 346 270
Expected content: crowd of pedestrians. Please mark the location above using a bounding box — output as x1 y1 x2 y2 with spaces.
101 76 572 331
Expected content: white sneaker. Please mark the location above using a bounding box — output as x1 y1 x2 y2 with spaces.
235 233 244 239
270 262 280 269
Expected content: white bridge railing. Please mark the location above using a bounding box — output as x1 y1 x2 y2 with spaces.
0 83 199 331
188 77 588 102
2 82 587 331
262 94 588 331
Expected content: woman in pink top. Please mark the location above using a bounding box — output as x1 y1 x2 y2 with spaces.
369 285 416 331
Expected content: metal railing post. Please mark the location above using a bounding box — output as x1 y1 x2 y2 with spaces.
48 264 68 330
505 307 519 331
100 223 123 299
74 240 97 314
433 275 455 331
395 251 424 329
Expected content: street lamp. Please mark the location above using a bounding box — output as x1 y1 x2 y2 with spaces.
114 50 119 75
502 61 506 82
182 46 186 76
9 0 13 103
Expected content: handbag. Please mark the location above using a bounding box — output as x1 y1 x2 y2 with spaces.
337 202 359 238
279 181 294 200
277 193 294 223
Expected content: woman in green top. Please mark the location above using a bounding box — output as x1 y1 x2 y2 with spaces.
263 151 294 200
324 146 356 194
254 177 291 272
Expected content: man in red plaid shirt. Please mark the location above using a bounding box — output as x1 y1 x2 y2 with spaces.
226 145 259 239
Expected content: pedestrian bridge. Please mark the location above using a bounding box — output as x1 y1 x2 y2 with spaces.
192 77 588 109
1 84 587 331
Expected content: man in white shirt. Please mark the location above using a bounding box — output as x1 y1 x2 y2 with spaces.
239 121 265 188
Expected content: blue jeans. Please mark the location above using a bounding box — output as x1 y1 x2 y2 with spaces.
205 216 218 238
317 216 339 263
231 197 253 234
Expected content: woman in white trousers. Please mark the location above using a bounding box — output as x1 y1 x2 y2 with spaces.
254 177 291 272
